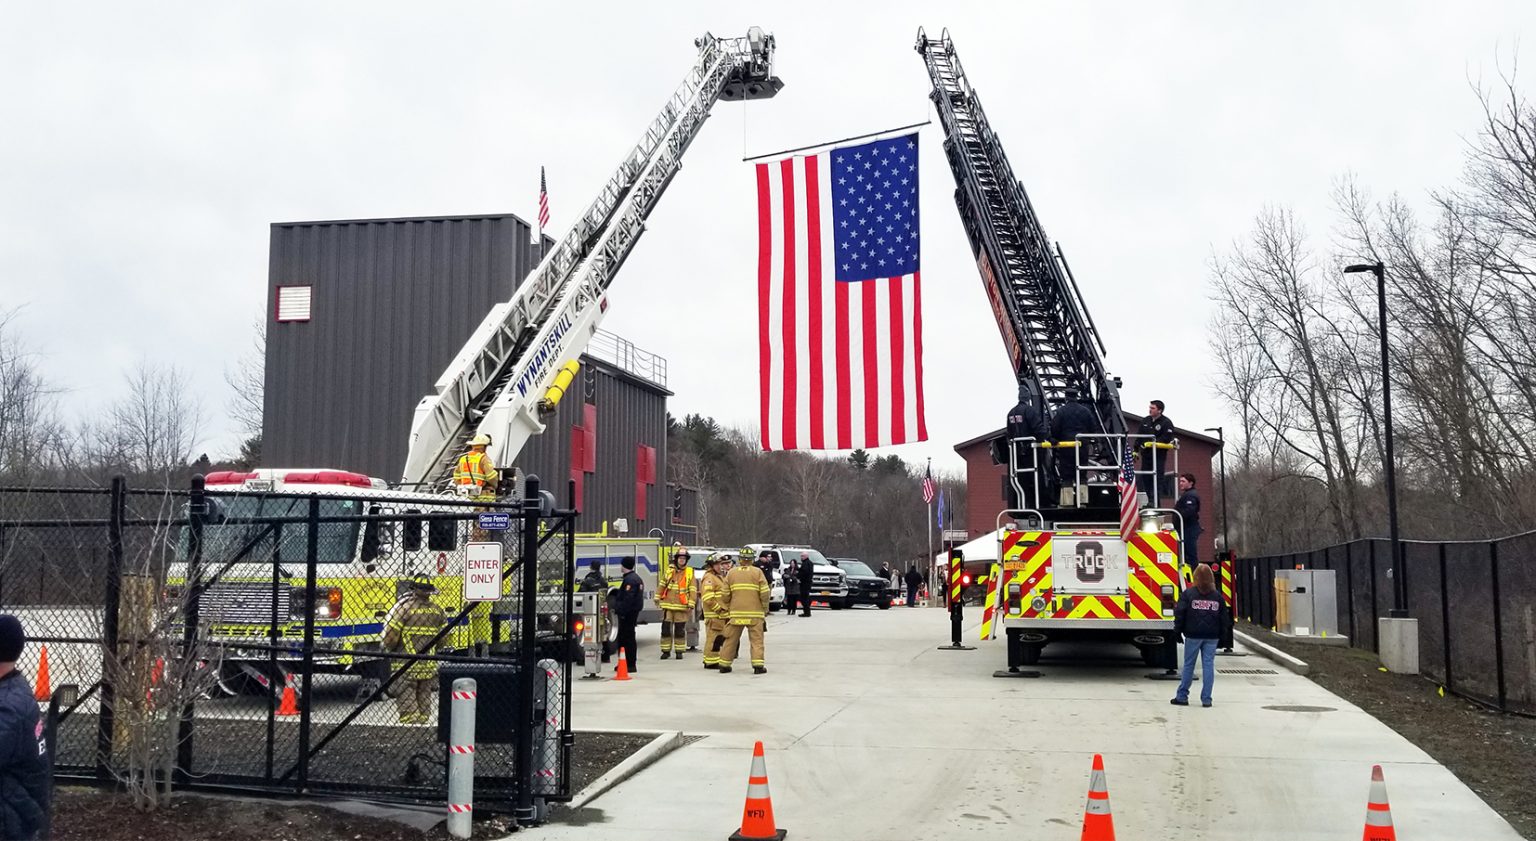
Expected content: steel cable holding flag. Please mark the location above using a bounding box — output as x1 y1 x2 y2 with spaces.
754 132 927 451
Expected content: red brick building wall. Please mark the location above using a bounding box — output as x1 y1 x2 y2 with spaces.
955 414 1223 563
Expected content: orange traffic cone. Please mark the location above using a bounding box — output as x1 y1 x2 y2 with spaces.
730 741 786 841
1362 765 1396 841
1080 753 1116 841
277 680 300 717
33 645 51 702
614 650 632 681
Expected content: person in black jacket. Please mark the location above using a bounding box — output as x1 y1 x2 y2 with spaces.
796 552 814 617
1171 564 1229 708
1174 473 1202 566
904 566 924 608
1137 400 1176 503
1050 389 1099 496
0 615 48 841
613 557 645 673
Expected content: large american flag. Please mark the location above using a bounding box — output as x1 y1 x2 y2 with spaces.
1117 438 1139 541
755 133 927 451
538 166 550 232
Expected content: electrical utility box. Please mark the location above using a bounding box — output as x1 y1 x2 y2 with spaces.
1272 569 1340 639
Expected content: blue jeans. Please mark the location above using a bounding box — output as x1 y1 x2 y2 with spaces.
1176 638 1218 704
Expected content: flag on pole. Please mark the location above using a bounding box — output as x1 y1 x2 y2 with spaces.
1117 438 1139 542
755 132 927 451
922 463 936 506
538 166 550 233
937 488 946 530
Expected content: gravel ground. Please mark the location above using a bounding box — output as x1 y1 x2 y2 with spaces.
49 730 657 839
1243 623 1536 839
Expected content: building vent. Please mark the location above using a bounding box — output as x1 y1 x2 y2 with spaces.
276 285 313 322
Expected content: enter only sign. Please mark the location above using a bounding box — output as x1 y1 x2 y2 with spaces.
463 542 504 602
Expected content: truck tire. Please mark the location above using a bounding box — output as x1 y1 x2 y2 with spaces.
877 599 891 610
830 599 844 610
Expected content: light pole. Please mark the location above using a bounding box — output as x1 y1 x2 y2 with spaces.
1203 426 1229 553
1345 261 1406 618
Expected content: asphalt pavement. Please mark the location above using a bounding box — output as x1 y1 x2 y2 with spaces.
529 603 1525 841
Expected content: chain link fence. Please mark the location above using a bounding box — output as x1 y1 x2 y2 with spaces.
0 474 576 821
1236 531 1536 717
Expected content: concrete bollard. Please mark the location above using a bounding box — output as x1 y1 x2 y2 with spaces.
447 678 477 839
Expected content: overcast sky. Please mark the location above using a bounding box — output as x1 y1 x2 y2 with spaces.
2 2 1531 475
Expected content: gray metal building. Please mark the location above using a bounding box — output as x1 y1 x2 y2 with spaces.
261 212 696 540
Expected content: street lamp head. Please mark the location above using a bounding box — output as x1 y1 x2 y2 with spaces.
1343 262 1384 276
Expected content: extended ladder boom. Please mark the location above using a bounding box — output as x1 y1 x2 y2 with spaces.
402 29 783 490
915 27 1123 434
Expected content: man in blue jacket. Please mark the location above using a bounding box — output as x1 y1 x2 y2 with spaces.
1171 565 1229 708
0 615 49 840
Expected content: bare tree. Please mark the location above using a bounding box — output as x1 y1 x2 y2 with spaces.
225 318 264 438
81 362 205 483
1209 208 1370 542
0 309 68 482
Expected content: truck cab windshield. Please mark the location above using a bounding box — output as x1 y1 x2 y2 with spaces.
179 495 362 564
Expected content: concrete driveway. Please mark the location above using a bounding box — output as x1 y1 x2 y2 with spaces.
532 605 1523 840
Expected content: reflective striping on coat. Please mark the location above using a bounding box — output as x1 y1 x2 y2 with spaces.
701 571 729 619
383 597 448 678
453 451 497 490
657 567 696 613
724 566 770 625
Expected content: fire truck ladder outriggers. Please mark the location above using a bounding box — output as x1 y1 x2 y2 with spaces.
401 29 783 491
916 27 1131 518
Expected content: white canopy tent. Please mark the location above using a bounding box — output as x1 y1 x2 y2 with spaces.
933 529 1004 567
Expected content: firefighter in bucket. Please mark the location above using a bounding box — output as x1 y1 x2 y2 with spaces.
382 576 448 724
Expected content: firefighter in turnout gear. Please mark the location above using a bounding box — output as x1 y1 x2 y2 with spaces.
453 434 499 500
382 576 447 724
656 545 696 658
718 551 770 674
701 552 733 669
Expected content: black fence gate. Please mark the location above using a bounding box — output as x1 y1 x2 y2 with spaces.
0 474 577 821
1236 530 1536 718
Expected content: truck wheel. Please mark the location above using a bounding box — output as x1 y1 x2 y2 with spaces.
877 599 891 610
830 599 843 610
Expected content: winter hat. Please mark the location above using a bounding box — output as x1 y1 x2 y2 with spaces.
0 615 24 663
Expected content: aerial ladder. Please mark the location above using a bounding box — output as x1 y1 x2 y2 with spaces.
917 28 1185 671
401 29 783 492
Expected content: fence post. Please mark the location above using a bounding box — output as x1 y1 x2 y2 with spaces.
1490 541 1506 712
1438 544 1452 692
515 476 542 826
177 475 207 782
1368 540 1379 652
97 476 126 781
1346 542 1357 643
296 494 320 794
447 677 477 838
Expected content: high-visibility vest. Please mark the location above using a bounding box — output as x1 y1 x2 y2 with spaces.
658 567 695 613
453 450 496 491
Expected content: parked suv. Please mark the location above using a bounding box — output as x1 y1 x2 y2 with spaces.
746 544 848 609
830 558 893 609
